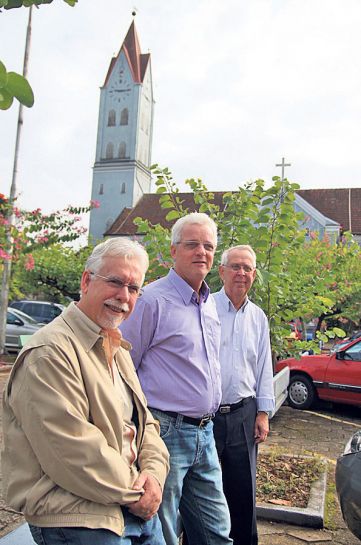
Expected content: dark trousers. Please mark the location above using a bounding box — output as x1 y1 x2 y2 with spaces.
213 398 258 545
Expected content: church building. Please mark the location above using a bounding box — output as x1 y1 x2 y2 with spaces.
89 21 154 243
88 22 361 245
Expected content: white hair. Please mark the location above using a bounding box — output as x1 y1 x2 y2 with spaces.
220 245 257 268
171 212 217 245
85 237 149 277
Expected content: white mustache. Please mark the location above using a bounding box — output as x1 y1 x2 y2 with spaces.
104 300 130 313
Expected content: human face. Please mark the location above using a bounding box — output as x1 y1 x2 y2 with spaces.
170 223 216 292
77 256 143 329
219 249 256 308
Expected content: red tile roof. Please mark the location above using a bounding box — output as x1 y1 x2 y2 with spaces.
105 192 225 236
298 188 361 234
106 188 361 237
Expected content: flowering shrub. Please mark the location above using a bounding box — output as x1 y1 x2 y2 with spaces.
0 196 94 268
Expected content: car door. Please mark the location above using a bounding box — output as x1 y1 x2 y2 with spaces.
6 310 23 350
323 339 361 405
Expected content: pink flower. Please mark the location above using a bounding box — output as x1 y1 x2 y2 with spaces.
90 200 100 208
0 248 11 260
25 254 35 271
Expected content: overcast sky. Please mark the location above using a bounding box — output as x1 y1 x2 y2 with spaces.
1 0 361 218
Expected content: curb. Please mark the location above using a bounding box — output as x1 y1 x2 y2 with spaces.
256 462 327 528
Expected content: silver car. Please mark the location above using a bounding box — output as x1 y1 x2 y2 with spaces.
6 308 43 352
336 430 361 540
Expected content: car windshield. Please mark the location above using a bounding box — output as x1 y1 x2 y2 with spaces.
10 308 39 325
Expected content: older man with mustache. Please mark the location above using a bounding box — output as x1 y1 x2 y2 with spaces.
2 238 169 545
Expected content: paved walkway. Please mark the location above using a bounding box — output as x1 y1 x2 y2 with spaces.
0 366 360 544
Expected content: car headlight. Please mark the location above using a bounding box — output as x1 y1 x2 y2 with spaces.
343 430 361 455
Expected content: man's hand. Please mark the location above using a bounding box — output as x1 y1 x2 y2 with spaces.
254 412 269 444
128 472 162 521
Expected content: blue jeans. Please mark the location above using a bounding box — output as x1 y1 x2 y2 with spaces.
150 409 232 545
28 509 165 545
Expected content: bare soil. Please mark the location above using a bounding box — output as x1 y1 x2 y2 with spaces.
257 452 323 508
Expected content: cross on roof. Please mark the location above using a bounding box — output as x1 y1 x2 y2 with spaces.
275 157 291 181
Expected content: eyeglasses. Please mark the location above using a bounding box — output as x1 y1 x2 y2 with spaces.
222 264 255 273
89 272 143 297
177 240 216 252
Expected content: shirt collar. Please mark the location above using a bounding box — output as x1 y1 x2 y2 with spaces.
168 268 210 304
219 286 249 313
62 302 131 352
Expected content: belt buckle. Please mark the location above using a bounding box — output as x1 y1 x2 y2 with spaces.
199 414 212 427
219 405 231 414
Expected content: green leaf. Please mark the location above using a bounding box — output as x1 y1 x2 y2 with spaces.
332 327 346 338
165 210 181 221
0 88 13 110
6 72 34 107
0 61 7 88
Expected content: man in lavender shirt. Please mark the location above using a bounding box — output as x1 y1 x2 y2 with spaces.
120 213 232 545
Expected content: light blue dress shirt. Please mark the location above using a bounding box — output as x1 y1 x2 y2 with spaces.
213 287 275 413
120 269 222 418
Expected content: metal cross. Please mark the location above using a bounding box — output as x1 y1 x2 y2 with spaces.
275 157 291 181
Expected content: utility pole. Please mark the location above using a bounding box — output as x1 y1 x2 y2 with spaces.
0 6 33 355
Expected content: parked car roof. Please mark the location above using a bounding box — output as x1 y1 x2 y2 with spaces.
9 300 64 324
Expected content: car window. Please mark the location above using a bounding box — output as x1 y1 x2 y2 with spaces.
7 311 22 325
343 341 361 362
50 305 62 318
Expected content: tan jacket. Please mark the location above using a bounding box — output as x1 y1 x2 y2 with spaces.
1 303 169 536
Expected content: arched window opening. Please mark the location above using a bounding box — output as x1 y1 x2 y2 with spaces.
121 182 126 194
107 109 116 126
120 108 129 126
106 142 114 159
99 183 104 195
118 142 126 159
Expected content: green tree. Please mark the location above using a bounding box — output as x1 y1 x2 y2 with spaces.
135 166 356 360
12 243 92 302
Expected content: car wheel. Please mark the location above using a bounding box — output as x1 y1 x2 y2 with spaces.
288 374 316 410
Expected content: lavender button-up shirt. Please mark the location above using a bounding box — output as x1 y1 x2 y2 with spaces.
120 269 222 418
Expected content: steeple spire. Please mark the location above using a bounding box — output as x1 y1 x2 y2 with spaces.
104 21 150 86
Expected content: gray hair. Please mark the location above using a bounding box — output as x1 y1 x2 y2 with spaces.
221 245 257 268
85 237 149 278
171 212 217 245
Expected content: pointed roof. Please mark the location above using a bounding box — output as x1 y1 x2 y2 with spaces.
103 21 150 86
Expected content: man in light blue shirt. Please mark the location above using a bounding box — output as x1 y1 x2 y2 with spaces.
213 245 275 545
120 213 232 545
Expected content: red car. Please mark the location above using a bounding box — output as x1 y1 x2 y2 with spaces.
276 337 361 410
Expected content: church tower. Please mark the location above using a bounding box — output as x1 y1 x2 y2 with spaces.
89 21 154 243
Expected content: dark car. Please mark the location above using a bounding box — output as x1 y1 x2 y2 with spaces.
10 300 64 324
336 430 361 540
275 336 361 410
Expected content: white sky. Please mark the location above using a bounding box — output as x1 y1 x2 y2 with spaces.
1 0 361 219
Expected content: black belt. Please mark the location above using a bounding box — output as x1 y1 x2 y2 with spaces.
217 396 253 414
149 408 214 428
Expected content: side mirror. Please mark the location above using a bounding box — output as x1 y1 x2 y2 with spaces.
13 318 23 326
336 351 345 360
